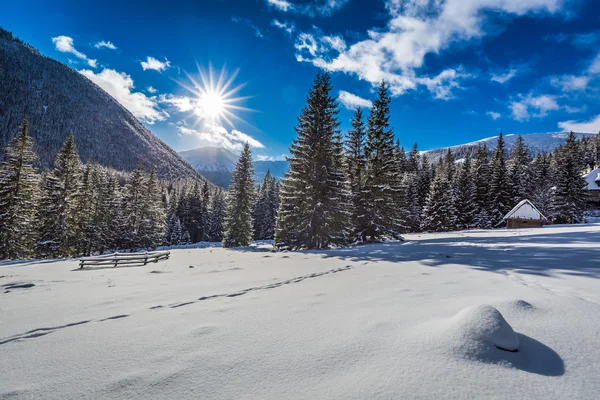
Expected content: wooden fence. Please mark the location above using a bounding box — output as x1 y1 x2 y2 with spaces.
79 251 170 269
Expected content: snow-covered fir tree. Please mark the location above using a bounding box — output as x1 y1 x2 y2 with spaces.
362 80 404 240
0 120 40 259
275 72 351 249
223 143 255 248
530 153 554 218
139 169 166 249
208 187 226 242
122 162 146 250
488 133 512 226
253 170 278 240
508 135 532 204
473 144 493 228
422 170 455 232
344 107 368 238
200 180 211 241
552 131 588 224
47 133 83 256
453 155 477 229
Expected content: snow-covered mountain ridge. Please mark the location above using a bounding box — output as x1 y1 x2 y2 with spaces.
422 132 597 161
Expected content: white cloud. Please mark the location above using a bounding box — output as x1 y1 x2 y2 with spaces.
550 74 590 91
94 40 117 50
272 19 295 35
589 54 600 74
510 93 559 121
232 17 264 38
265 0 349 16
147 86 158 94
52 35 98 68
80 68 167 124
491 68 518 83
141 56 171 72
178 124 264 151
256 154 288 161
558 115 600 132
294 0 565 98
338 90 373 110
487 111 501 120
159 94 195 112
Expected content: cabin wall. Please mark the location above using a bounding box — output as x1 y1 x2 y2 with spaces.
507 218 544 229
509 203 543 220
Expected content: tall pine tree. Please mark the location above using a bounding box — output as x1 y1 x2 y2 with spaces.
344 107 368 239
362 80 404 240
489 133 511 226
552 132 587 223
223 143 255 248
275 72 351 249
0 121 40 259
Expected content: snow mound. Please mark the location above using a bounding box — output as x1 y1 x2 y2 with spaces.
503 299 536 313
450 305 520 352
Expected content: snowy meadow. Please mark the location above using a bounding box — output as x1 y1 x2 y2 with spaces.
2 224 600 399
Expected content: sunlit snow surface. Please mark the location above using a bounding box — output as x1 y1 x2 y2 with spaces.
2 224 600 399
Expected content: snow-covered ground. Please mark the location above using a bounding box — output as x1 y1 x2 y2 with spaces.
2 224 600 399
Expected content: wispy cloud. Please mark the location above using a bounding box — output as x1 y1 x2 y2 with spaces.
141 56 171 72
94 40 117 50
232 17 265 38
486 111 501 120
178 124 264 151
558 115 600 132
256 154 288 161
490 68 519 84
292 0 566 99
338 90 372 110
510 93 559 121
147 86 158 94
550 74 591 91
265 0 349 17
272 19 295 35
52 35 97 68
80 68 167 124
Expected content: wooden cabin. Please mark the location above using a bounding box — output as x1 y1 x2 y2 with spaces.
503 199 547 229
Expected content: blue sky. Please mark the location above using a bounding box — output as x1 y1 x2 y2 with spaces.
2 0 600 159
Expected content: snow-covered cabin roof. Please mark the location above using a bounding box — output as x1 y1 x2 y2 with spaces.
503 199 547 221
583 167 600 191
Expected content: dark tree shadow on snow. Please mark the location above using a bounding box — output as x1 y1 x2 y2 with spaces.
295 226 600 278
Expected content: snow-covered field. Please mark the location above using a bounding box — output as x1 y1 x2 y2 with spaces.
2 225 600 399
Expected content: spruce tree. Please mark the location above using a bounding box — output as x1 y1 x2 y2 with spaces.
508 135 532 204
253 170 278 240
200 180 211 241
275 72 351 249
552 132 587 224
46 133 82 256
104 172 123 250
36 172 63 257
406 143 420 174
422 171 454 232
139 169 166 249
489 133 511 226
122 162 146 250
473 144 493 228
453 155 477 229
362 80 404 240
73 163 96 255
0 120 40 259
187 182 203 243
530 153 554 219
209 187 226 242
223 143 255 248
344 107 368 239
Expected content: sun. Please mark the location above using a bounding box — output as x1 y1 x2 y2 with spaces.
175 64 254 128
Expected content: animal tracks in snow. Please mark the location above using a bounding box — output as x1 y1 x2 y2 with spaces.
164 265 354 309
0 265 354 346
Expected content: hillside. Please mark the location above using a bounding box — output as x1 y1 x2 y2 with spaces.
423 132 597 162
0 28 202 181
179 146 288 187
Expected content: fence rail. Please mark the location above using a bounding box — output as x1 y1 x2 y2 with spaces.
79 251 170 269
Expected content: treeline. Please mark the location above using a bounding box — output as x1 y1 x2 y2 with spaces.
0 121 279 259
266 72 597 249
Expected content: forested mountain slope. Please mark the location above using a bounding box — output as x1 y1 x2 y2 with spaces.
0 28 202 181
